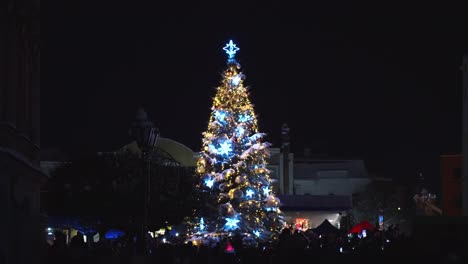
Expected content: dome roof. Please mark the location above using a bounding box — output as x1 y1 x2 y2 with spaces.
120 137 196 167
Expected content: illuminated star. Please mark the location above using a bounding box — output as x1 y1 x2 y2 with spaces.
218 141 233 156
262 186 270 196
253 230 260 237
224 217 240 230
223 40 240 60
231 75 242 85
214 110 226 122
245 189 254 198
204 178 215 188
236 126 245 137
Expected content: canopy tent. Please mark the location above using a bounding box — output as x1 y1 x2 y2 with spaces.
312 219 340 235
47 216 96 235
348 220 376 234
105 229 125 240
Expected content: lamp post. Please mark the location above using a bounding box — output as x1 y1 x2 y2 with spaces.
378 208 384 250
281 123 290 194
129 108 160 254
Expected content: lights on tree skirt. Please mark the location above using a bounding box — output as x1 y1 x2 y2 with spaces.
224 217 240 231
245 189 255 198
223 40 240 60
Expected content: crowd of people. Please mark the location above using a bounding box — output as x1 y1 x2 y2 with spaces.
42 225 465 264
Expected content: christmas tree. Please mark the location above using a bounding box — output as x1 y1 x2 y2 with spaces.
189 40 284 246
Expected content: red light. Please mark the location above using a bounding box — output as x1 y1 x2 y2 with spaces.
225 240 235 253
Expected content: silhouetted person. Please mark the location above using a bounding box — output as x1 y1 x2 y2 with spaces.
69 232 88 263
46 231 69 264
290 230 308 258
277 227 292 262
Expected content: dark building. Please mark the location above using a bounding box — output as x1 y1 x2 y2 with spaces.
462 55 468 216
0 1 44 264
440 155 463 216
266 127 370 229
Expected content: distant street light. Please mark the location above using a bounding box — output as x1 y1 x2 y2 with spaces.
129 107 160 254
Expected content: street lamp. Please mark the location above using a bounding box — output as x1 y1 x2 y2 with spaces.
129 107 160 254
130 108 159 153
378 208 384 250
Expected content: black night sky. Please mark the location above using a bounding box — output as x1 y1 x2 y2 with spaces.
44 1 468 186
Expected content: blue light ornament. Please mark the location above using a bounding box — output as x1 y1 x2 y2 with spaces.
204 178 215 188
253 230 261 237
224 217 240 231
238 113 252 123
236 126 245 137
214 110 227 122
245 189 255 198
218 140 233 156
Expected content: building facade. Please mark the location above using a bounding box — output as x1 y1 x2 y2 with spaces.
292 159 369 196
0 1 45 264
266 147 370 229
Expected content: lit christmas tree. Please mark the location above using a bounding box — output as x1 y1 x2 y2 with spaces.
188 40 284 246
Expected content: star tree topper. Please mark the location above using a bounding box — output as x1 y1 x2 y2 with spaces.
223 40 240 61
